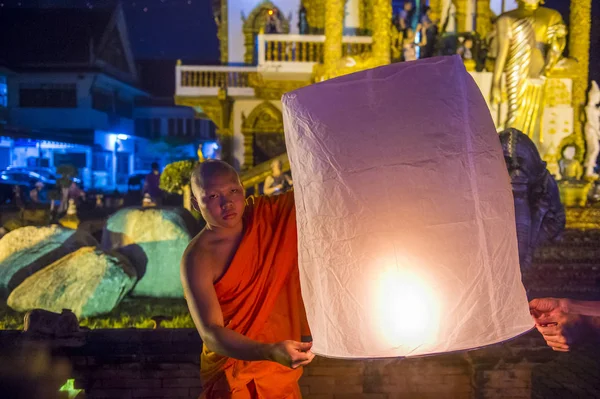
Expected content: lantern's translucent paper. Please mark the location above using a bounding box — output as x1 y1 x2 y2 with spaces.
282 55 533 359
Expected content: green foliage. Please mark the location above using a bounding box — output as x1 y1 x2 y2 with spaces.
159 159 198 194
0 298 194 330
56 164 78 189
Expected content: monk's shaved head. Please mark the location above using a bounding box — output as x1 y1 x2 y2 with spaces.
191 159 240 190
191 160 246 229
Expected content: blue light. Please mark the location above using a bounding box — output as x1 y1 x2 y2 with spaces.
117 134 129 140
202 141 220 159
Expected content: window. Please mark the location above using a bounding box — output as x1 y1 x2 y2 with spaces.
0 76 7 108
135 118 152 138
194 118 216 139
152 118 162 138
92 89 113 113
177 118 184 136
115 96 133 119
93 152 111 171
194 119 202 137
186 118 193 137
19 83 77 108
168 118 176 136
54 152 87 169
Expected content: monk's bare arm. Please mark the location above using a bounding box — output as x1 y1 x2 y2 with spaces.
181 242 272 361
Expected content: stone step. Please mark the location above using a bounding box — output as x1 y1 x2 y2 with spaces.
534 245 600 263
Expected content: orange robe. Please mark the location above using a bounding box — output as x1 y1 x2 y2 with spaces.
200 191 311 399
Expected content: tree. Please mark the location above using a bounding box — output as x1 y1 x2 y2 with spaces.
159 159 198 212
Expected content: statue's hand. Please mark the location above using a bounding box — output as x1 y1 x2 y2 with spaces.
491 85 502 106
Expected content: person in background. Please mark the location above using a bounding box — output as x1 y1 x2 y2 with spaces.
12 185 24 208
143 162 162 205
398 1 414 33
402 26 427 62
68 181 85 205
420 6 438 58
29 181 45 204
264 159 293 196
530 298 600 351
457 36 475 61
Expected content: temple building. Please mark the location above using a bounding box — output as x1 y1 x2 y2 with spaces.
175 0 593 196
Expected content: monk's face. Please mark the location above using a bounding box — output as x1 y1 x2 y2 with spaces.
194 171 245 229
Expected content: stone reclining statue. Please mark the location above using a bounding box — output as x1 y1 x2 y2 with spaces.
499 128 566 273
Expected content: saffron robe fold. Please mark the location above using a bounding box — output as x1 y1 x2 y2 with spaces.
200 191 311 398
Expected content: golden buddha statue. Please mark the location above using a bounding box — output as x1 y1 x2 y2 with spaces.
490 0 577 138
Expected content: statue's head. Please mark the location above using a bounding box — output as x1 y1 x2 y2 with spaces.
499 128 547 185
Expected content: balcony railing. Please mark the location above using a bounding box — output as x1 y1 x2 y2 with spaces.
175 34 373 96
176 65 257 97
258 34 372 73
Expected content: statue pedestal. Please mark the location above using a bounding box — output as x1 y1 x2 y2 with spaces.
558 180 593 208
540 105 574 176
469 72 574 167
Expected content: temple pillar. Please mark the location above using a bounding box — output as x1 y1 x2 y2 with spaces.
452 0 468 32
371 0 391 66
569 0 591 153
428 0 444 25
323 0 345 73
475 0 492 38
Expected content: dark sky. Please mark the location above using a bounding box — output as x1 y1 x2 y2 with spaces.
1 0 220 62
1 0 599 92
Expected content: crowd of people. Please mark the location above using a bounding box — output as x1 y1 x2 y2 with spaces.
392 1 482 67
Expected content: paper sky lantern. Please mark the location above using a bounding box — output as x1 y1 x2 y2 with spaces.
282 56 533 359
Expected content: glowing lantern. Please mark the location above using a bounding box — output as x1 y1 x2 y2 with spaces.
282 56 533 358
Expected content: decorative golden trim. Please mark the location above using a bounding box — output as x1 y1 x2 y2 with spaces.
211 0 228 64
428 0 443 27
248 74 309 100
475 0 492 39
371 0 391 67
568 0 591 160
323 0 345 72
303 0 326 31
452 0 468 33
241 101 285 169
565 206 600 230
242 2 290 65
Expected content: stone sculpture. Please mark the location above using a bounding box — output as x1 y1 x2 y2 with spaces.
499 128 565 272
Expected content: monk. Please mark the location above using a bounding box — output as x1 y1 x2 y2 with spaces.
181 160 314 398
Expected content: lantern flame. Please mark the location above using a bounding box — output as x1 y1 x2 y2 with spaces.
375 266 440 351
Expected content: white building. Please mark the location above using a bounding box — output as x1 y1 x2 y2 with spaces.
0 4 211 191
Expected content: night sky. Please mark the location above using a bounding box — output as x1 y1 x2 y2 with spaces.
1 0 599 90
1 0 220 62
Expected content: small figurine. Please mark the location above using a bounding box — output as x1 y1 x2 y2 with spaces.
559 145 584 182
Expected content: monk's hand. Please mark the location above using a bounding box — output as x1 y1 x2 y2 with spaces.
266 340 315 369
529 298 585 352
